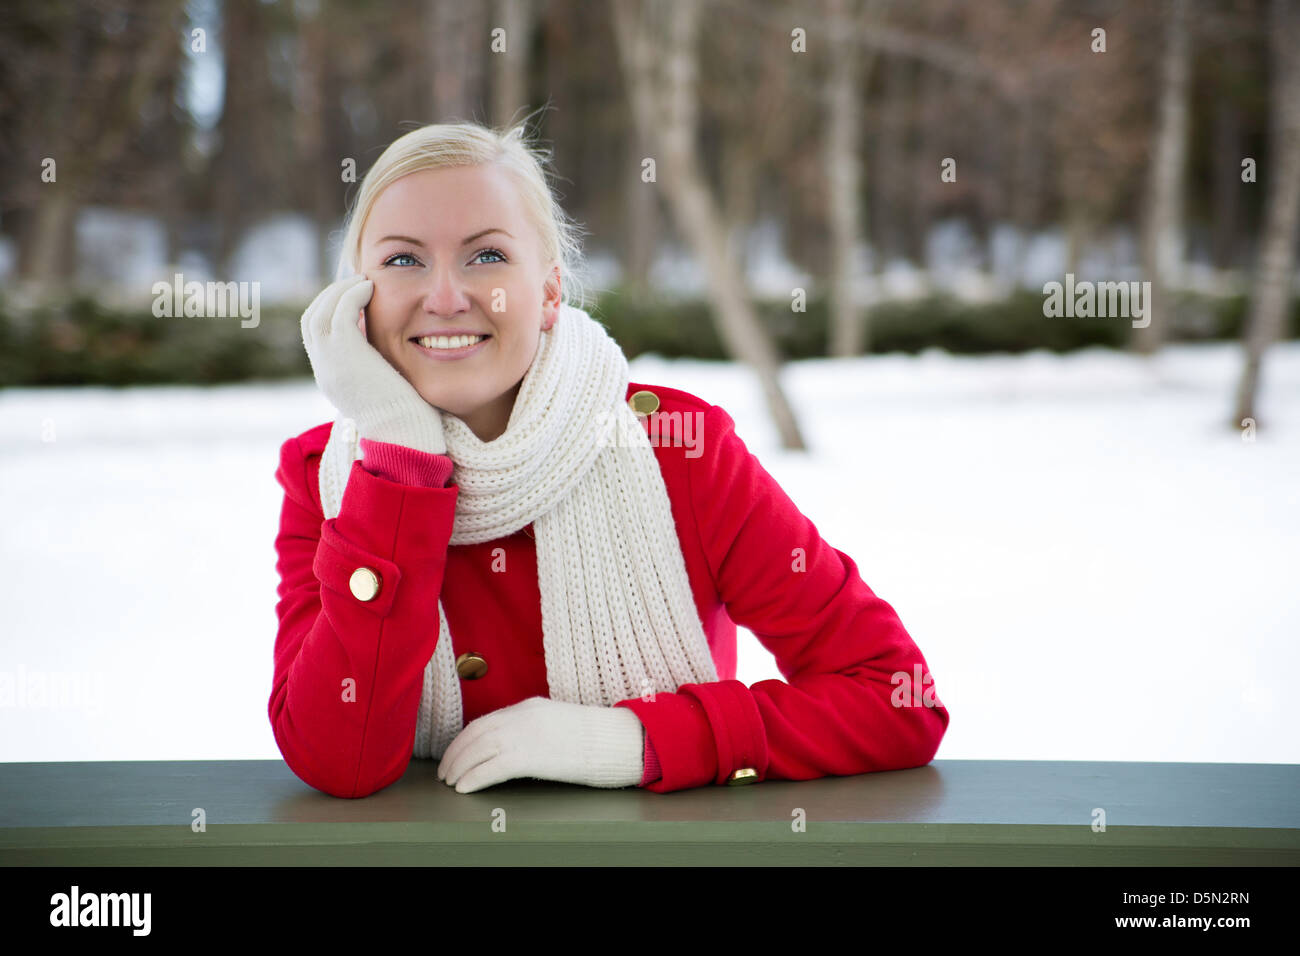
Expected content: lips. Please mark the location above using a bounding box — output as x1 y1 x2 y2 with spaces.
409 333 491 361
411 333 490 350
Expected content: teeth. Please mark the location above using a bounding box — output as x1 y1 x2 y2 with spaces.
416 334 486 350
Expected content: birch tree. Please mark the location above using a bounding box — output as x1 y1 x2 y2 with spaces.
611 0 807 450
1233 0 1300 428
1134 0 1191 354
824 0 880 357
491 0 536 128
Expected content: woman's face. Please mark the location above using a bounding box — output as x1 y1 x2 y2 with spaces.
358 163 561 443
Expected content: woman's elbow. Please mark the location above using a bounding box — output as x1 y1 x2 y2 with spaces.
878 687 950 770
906 695 950 766
270 718 372 799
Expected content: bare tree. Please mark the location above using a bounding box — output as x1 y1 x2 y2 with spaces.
210 0 289 278
427 0 489 122
1209 35 1250 272
1 0 186 289
611 0 806 450
1135 0 1192 354
294 0 337 285
871 53 912 267
1233 0 1300 428
824 0 880 357
622 122 660 294
491 0 536 127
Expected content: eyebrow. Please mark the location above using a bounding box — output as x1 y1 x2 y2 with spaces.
375 228 514 247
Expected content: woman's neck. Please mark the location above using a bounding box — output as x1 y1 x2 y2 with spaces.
459 382 521 443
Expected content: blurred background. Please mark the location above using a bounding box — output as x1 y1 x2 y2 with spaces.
1 0 1296 767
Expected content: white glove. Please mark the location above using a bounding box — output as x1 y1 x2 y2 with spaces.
300 274 447 454
437 697 647 793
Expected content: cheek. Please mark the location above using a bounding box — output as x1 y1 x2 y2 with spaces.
507 329 541 372
362 287 402 333
365 280 393 314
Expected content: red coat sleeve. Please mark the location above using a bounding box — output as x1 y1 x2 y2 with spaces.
358 438 454 488
616 402 950 793
269 431 459 798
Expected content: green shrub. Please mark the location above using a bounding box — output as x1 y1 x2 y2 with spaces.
0 286 1294 388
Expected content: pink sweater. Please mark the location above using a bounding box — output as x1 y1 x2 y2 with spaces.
358 437 662 786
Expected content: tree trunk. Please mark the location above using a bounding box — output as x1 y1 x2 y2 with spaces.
491 0 534 127
21 0 184 289
1063 205 1089 280
623 126 658 294
295 3 334 285
1233 0 1300 428
825 0 875 358
25 187 77 287
210 0 277 278
1211 47 1246 272
1135 0 1191 354
874 53 911 266
611 0 806 450
1009 98 1043 289
910 63 945 271
428 0 487 122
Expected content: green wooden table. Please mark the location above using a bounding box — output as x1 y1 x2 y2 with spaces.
2 759 1296 865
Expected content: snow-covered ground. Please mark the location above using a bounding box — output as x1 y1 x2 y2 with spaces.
1 341 1297 765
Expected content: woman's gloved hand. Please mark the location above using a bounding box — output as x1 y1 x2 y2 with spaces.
437 697 647 792
300 274 447 454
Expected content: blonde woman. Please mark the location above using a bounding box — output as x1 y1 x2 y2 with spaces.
270 120 950 797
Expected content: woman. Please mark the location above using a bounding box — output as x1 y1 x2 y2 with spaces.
271 120 949 798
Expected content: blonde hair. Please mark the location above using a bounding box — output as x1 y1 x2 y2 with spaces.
335 117 590 312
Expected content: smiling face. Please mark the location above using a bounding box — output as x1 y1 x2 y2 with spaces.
357 163 562 443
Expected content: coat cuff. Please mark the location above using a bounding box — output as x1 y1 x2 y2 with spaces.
642 735 662 785
359 438 454 487
678 680 770 786
334 459 458 562
614 694 717 793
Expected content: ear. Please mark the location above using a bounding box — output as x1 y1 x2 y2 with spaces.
541 264 562 331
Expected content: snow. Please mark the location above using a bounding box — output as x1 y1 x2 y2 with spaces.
1 341 1297 766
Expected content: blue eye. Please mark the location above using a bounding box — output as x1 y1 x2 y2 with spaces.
382 249 505 267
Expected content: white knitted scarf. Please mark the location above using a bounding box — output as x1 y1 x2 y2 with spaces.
316 303 719 759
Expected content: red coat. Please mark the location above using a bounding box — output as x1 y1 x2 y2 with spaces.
270 380 950 798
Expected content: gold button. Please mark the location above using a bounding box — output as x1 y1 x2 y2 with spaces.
456 652 488 680
727 768 759 786
348 567 380 602
628 390 660 415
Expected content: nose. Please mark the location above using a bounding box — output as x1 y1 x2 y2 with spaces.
420 262 472 317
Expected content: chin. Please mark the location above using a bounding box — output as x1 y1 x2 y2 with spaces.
412 387 451 412
416 386 473 419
